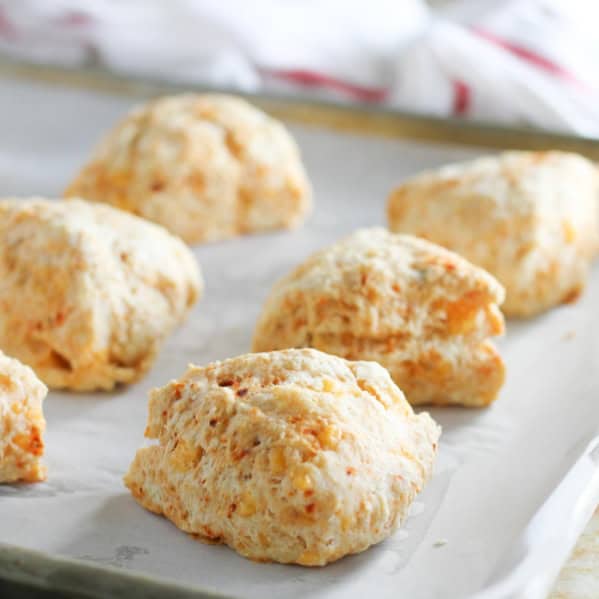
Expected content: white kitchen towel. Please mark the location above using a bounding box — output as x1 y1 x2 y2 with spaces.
0 0 598 135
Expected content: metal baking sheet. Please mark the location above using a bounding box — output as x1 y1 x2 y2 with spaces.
1 67 599 599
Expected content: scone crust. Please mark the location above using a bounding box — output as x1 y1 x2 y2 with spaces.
65 94 312 244
0 198 202 390
0 351 47 483
387 151 599 317
252 228 506 407
124 348 440 566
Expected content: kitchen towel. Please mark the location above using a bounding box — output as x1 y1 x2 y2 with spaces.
1 0 598 135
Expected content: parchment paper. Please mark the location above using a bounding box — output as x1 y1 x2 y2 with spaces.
0 77 598 599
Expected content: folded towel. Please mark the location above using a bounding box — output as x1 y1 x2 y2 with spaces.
1 0 598 135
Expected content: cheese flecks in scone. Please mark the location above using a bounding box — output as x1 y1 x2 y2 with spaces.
65 94 312 244
0 351 47 483
0 198 202 391
124 348 440 566
253 228 506 407
387 151 599 317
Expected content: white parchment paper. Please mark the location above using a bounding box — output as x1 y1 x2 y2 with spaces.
0 76 598 599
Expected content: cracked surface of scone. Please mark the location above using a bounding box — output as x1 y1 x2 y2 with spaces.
387 151 599 317
0 198 202 391
252 228 506 407
64 94 312 244
0 351 47 483
124 348 440 566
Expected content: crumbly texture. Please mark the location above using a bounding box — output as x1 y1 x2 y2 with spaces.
0 351 47 483
0 198 202 391
124 348 440 566
387 151 599 317
65 94 312 244
252 228 506 407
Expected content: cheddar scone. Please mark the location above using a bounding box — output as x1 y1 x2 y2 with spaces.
0 351 47 483
0 198 202 391
65 94 312 244
387 151 599 317
124 348 440 566
253 228 506 407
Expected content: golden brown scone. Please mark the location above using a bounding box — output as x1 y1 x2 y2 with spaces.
65 94 312 244
0 198 202 391
387 151 599 317
0 351 47 483
252 228 506 407
124 348 440 566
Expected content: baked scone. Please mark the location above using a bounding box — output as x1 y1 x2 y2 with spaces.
252 228 505 407
387 151 599 317
0 351 47 483
124 348 439 566
65 94 312 244
0 198 202 391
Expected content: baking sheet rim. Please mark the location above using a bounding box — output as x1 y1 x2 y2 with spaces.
2 56 599 159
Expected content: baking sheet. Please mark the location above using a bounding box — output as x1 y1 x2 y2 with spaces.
1 75 599 599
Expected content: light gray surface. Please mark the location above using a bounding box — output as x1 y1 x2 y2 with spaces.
0 76 598 599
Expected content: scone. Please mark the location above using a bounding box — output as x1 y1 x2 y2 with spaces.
124 348 439 566
252 228 505 407
0 198 202 391
387 151 599 317
0 351 47 483
65 94 312 244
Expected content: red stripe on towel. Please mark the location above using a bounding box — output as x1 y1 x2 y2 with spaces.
473 26 588 88
452 79 471 115
265 68 388 103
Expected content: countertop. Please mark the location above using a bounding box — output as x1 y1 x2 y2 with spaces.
551 508 599 598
